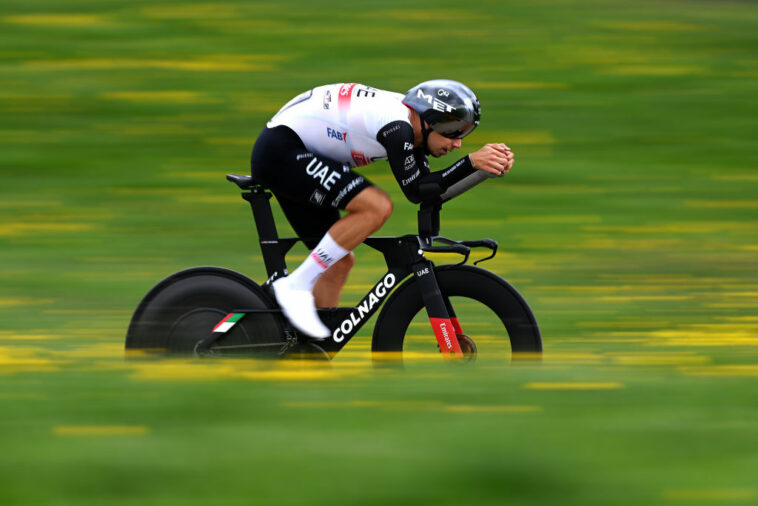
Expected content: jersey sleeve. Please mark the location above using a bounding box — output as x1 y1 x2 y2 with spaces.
377 121 477 203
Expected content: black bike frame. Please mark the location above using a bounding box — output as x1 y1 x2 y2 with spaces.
199 183 485 358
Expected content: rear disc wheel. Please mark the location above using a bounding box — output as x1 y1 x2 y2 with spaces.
125 267 285 357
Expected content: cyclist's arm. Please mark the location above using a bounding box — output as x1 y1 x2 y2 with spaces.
377 121 477 203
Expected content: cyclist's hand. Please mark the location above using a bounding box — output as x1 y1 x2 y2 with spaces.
470 144 514 176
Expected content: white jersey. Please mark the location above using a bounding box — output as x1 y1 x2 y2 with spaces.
267 83 411 168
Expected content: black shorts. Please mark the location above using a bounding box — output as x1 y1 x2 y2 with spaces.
250 126 373 248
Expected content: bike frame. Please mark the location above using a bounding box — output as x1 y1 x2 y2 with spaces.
196 178 498 358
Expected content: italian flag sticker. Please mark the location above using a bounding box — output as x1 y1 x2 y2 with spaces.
212 313 244 333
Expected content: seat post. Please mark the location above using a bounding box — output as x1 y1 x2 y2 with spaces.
242 186 288 279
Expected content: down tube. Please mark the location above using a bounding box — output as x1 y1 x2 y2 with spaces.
326 267 410 348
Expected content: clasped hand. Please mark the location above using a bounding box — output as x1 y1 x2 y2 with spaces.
469 144 514 176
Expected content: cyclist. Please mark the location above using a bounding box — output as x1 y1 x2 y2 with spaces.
250 80 514 339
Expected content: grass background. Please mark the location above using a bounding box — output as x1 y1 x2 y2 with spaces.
1 0 757 504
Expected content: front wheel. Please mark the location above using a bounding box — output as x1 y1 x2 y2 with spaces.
371 265 542 362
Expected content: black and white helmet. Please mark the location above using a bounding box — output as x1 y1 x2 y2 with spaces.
403 79 480 139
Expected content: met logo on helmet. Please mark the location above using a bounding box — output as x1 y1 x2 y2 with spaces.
416 89 456 113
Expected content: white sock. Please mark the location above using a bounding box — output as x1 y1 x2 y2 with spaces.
286 232 349 290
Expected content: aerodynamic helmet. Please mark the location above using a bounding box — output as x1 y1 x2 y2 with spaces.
402 79 480 139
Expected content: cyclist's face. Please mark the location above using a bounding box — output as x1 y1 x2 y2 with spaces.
427 131 462 157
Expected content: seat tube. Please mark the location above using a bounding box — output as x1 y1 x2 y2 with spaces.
412 259 463 357
243 189 287 279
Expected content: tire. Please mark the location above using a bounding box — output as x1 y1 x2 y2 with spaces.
125 267 284 357
372 265 542 361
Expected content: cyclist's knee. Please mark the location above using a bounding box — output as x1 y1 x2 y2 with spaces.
367 196 392 232
374 195 393 225
347 187 393 229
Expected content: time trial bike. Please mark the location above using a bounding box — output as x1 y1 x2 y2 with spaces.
124 174 542 363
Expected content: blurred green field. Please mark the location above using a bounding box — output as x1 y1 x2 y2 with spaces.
1 0 757 504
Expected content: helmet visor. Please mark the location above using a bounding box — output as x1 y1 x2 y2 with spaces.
433 118 478 139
